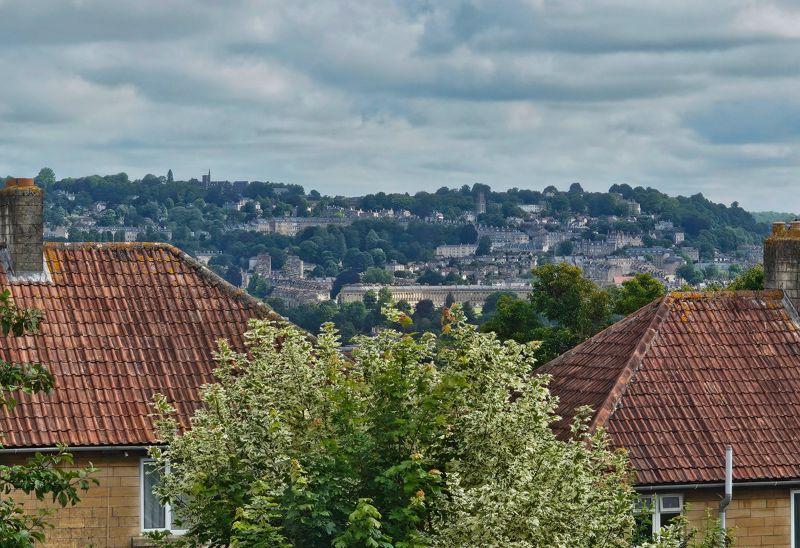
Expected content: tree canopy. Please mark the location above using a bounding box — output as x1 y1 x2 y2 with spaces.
481 267 667 364
610 273 667 315
530 263 612 340
727 264 764 290
149 310 639 546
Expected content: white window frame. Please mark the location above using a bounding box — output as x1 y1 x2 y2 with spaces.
791 489 800 548
140 458 186 535
636 493 684 536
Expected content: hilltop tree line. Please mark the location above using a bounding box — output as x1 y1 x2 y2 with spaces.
358 182 768 256
29 169 770 281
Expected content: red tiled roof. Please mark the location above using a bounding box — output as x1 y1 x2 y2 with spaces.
540 290 800 486
0 243 280 449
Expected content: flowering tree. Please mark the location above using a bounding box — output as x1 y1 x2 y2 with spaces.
149 307 640 546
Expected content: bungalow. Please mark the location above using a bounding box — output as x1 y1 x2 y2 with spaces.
540 221 800 547
0 178 280 547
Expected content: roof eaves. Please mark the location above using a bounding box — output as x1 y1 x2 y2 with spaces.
589 294 673 433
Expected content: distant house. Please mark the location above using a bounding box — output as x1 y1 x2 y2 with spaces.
270 216 352 237
476 226 529 249
0 178 281 546
435 243 477 258
43 225 68 240
624 199 641 215
194 249 221 265
540 222 800 546
681 246 701 262
519 203 543 214
249 252 272 277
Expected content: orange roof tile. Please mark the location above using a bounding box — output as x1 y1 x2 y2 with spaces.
0 242 280 449
540 290 800 486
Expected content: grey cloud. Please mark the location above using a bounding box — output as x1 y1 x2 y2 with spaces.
416 1 793 55
0 0 800 210
686 99 800 144
0 1 220 45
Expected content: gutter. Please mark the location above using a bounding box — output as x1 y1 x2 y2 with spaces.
0 445 157 454
636 478 800 491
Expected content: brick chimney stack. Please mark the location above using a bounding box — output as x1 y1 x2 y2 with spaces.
0 178 44 275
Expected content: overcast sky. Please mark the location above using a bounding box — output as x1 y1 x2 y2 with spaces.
0 1 799 210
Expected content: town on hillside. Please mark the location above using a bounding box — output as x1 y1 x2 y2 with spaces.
36 168 773 341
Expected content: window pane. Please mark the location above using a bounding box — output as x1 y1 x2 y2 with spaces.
635 495 654 513
142 462 166 530
660 495 681 511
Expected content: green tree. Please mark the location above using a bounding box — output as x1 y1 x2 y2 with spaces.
480 295 541 343
703 264 720 280
224 265 243 287
555 239 574 256
611 273 666 315
728 264 764 290
331 269 360 298
416 270 445 285
481 291 516 319
479 296 581 365
361 267 393 284
530 263 612 340
0 290 97 545
149 309 638 546
475 236 492 256
34 168 56 189
677 264 704 285
246 273 271 299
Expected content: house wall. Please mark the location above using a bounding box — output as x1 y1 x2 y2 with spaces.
2 451 152 548
678 486 791 547
5 448 797 547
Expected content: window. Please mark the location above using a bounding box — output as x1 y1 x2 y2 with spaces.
140 459 184 533
792 490 800 548
634 493 683 540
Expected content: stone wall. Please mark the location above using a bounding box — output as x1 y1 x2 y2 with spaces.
338 284 530 306
681 486 790 547
3 452 149 548
6 450 796 547
765 221 800 313
0 178 44 274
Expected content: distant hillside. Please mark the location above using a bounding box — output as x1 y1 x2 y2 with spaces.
359 182 770 256
27 168 771 276
751 211 797 224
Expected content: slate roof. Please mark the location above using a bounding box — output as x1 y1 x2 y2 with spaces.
540 290 800 486
0 242 280 449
